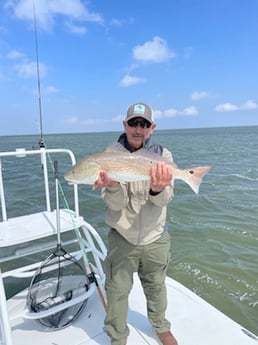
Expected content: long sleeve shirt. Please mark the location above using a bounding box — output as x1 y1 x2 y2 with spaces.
102 145 174 245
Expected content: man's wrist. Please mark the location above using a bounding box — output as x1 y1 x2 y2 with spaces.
149 189 161 196
107 180 118 187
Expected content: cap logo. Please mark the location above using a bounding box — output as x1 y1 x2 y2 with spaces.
133 104 145 114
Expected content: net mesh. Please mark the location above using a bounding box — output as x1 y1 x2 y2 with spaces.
27 246 90 330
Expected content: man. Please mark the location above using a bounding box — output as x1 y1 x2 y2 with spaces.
95 102 178 345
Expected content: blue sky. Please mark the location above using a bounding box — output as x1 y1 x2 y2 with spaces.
1 0 258 135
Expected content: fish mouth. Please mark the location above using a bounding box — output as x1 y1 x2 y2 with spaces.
64 173 73 182
64 170 77 183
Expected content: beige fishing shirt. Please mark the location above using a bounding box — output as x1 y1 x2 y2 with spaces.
102 148 174 245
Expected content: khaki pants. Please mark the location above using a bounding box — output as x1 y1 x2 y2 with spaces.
104 229 171 345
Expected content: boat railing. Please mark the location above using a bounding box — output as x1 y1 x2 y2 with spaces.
0 269 13 345
0 221 107 323
0 147 79 222
0 147 108 329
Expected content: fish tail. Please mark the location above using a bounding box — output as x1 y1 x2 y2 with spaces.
180 166 211 194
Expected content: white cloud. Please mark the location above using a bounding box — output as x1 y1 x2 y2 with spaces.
163 108 178 118
65 22 87 35
62 104 198 128
13 61 48 78
33 85 58 95
5 0 103 32
45 85 59 94
121 37 175 86
215 102 238 112
119 74 145 87
240 100 258 110
6 49 50 80
109 17 134 27
109 18 124 27
153 110 163 119
181 106 198 116
191 91 210 101
7 49 25 59
63 114 123 127
133 36 175 63
70 117 104 126
154 106 198 119
215 100 258 112
80 117 121 126
63 116 79 124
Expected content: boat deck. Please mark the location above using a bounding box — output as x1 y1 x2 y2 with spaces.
0 209 83 247
7 275 258 345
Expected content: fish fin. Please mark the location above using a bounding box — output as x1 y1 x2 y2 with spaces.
181 166 212 194
92 182 98 190
105 143 172 166
135 148 175 167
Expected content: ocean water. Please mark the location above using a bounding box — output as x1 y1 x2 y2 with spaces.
0 126 257 335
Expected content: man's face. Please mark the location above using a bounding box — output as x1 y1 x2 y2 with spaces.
123 117 156 150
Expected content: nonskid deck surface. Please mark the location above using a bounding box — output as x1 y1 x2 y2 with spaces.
8 284 153 345
130 276 258 345
0 209 83 247
7 275 258 345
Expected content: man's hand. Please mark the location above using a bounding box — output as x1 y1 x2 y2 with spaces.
93 170 118 189
150 162 172 193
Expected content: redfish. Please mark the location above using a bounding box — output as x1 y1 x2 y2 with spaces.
64 144 211 194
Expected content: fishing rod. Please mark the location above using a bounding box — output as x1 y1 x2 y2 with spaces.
33 0 44 148
31 1 107 312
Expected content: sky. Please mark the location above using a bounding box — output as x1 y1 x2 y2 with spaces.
1 0 258 135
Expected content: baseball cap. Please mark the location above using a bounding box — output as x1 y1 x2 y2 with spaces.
125 102 154 123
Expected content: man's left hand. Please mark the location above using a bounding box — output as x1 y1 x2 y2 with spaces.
150 162 172 193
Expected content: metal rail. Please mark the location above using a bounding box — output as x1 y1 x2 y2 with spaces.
0 148 79 222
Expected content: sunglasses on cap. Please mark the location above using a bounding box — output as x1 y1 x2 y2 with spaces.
127 118 152 129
